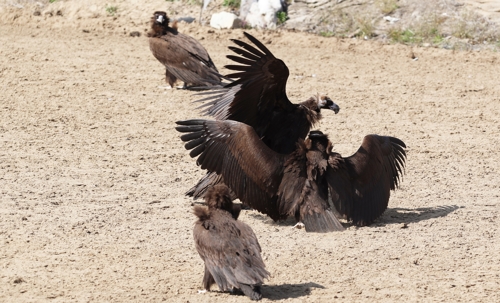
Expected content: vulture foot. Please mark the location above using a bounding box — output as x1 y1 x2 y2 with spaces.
292 222 305 229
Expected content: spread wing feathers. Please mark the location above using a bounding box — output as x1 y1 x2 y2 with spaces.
194 85 242 120
186 171 238 200
194 32 294 135
194 207 269 291
149 33 219 86
176 119 285 218
327 135 407 226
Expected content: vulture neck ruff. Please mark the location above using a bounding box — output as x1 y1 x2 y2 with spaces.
299 97 323 127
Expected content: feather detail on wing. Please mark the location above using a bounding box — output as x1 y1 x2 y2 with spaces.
193 32 294 136
327 135 407 226
149 32 219 86
176 119 285 219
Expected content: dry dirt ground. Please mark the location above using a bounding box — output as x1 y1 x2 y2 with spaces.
1 5 500 303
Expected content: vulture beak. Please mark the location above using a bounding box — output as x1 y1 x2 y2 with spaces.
329 101 340 114
324 97 340 114
156 15 165 24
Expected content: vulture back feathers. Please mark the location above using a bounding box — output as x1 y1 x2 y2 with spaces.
178 119 406 231
193 185 269 300
148 11 220 88
187 32 340 199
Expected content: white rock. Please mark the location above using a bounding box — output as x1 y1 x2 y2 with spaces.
383 16 399 24
209 12 241 29
240 0 284 29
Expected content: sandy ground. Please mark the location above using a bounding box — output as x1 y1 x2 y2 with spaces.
1 9 500 303
464 0 500 23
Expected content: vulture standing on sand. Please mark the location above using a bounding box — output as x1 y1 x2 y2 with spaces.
193 185 269 300
148 11 220 89
187 32 340 199
177 119 406 232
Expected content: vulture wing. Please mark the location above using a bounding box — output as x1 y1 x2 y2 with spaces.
176 119 286 219
149 32 219 86
195 32 295 136
193 207 269 291
327 135 406 226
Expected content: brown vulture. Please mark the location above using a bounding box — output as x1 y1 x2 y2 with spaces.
186 32 340 199
148 11 220 89
193 185 269 300
177 119 406 232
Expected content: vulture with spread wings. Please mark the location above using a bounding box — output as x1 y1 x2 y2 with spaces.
177 119 406 232
194 185 269 300
187 32 340 199
148 11 220 89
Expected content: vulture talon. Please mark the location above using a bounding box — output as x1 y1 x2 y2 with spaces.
292 222 305 229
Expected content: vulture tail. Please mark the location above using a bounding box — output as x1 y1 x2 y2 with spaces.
302 209 344 233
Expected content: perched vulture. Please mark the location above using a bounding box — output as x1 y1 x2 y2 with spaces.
193 185 269 300
187 32 340 199
148 11 220 89
177 119 406 232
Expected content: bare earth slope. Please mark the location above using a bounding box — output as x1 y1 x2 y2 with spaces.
1 15 499 303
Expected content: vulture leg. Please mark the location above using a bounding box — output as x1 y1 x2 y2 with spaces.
165 69 177 88
202 265 215 291
239 284 262 301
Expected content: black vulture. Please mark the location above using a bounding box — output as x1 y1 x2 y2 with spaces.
148 11 220 89
178 119 406 232
188 32 340 199
193 185 269 300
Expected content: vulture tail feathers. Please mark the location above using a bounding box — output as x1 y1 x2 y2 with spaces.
302 209 344 233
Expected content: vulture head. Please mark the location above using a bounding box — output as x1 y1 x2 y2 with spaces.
315 94 340 114
153 11 168 25
307 130 332 153
204 185 241 219
149 11 175 37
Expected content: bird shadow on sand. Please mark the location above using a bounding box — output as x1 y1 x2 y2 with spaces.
246 212 299 227
370 205 461 227
245 205 461 229
261 282 325 300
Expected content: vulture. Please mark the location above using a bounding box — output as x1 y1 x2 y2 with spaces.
177 119 406 232
187 32 340 199
193 184 269 300
148 11 220 89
